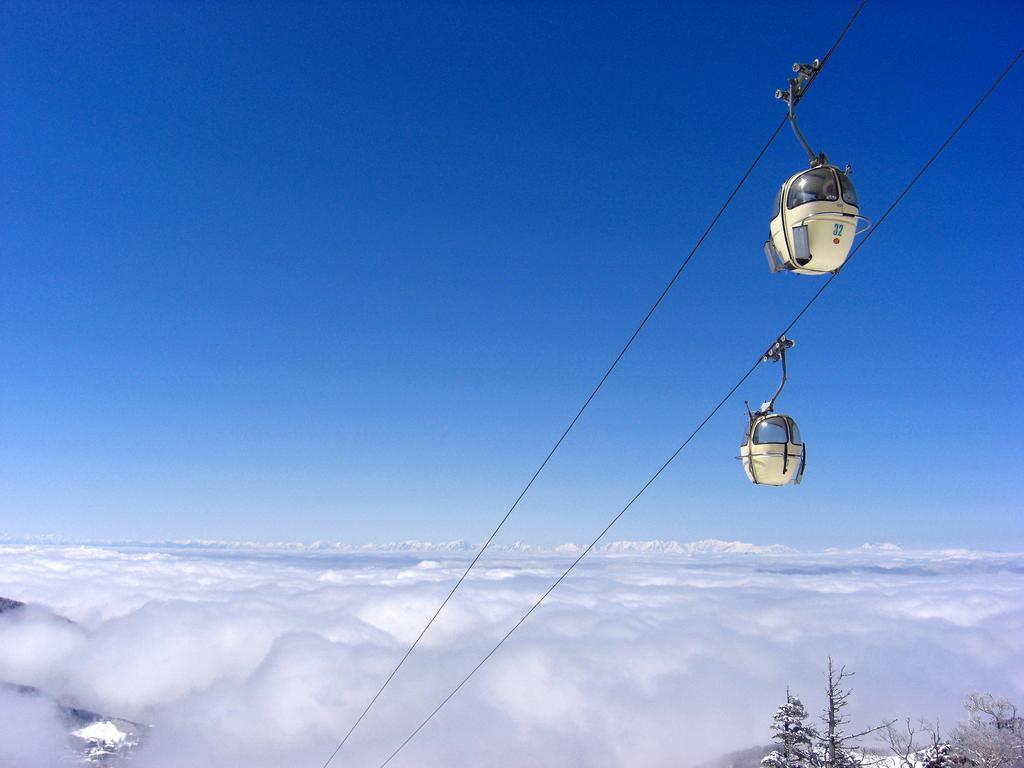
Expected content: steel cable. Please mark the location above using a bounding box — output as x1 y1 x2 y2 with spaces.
318 3 869 765
372 45 1023 768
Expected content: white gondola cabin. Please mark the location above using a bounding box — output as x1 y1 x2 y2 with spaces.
739 336 806 486
740 412 805 486
766 59 870 274
764 165 869 275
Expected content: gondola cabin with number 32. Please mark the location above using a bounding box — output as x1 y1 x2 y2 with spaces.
765 165 866 274
764 59 869 275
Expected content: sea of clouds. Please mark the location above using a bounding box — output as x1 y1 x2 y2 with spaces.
0 539 1021 768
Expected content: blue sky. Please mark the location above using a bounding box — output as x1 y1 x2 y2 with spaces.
1 1 1021 549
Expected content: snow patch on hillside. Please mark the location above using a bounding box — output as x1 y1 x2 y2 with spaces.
72 720 127 745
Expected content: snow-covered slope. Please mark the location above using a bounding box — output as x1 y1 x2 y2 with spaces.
1 596 144 764
71 719 141 763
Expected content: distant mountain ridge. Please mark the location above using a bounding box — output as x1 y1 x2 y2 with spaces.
1 535 800 555
599 539 796 555
0 596 25 613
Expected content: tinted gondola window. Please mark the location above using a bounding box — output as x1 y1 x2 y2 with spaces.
787 168 839 208
753 417 789 444
788 419 802 445
839 173 859 206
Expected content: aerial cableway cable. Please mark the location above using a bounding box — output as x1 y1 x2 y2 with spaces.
316 5 869 766
369 46 1024 768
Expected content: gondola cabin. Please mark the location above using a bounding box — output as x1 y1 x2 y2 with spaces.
765 165 868 275
740 413 805 486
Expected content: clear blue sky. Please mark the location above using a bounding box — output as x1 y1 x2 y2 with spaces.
1 1 1021 550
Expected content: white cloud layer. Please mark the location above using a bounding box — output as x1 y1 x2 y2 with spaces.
0 541 1021 768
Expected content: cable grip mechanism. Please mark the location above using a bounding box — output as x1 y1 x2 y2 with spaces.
756 336 796 415
775 59 826 167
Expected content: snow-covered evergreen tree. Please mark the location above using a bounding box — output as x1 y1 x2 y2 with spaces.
762 690 819 768
923 741 957 768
